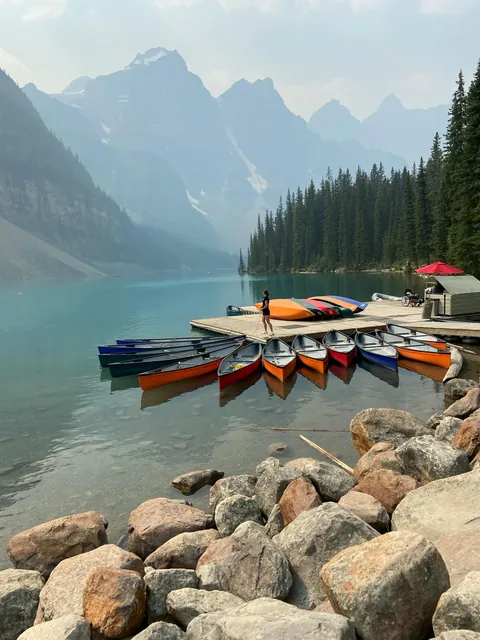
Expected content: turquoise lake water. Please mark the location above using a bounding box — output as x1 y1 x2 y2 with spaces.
0 272 445 566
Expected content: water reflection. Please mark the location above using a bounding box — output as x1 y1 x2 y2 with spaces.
357 359 400 389
398 358 447 383
219 368 263 407
330 362 357 385
297 366 328 390
264 370 298 400
141 372 218 409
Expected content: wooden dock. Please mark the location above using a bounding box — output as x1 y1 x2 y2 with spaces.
191 301 480 343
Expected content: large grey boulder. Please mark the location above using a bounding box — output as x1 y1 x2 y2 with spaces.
209 476 257 514
254 465 303 517
0 569 44 640
196 521 292 601
273 503 379 609
395 436 470 484
171 469 224 495
17 615 90 639
285 458 355 502
255 457 281 478
436 417 464 444
353 443 405 482
214 494 263 536
392 470 480 544
436 527 480 587
444 389 480 419
444 379 478 401
145 569 198 623
264 503 284 538
434 633 480 639
37 544 144 622
433 572 480 635
166 588 244 627
132 622 185 638
144 529 221 570
185 597 356 639
320 531 450 640
338 491 390 533
349 408 431 455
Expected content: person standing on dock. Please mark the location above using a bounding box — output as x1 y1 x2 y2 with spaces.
261 289 274 336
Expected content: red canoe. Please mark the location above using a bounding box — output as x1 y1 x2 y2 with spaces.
323 330 356 367
305 299 339 318
217 342 262 390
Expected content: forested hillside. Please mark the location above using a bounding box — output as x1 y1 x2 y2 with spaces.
247 63 480 278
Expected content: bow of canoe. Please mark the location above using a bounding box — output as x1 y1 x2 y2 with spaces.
323 330 356 367
218 342 262 390
262 339 297 382
292 335 329 373
355 333 398 371
376 331 451 369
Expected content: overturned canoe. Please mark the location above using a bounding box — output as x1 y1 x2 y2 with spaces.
262 339 297 382
323 330 356 367
292 335 329 374
218 342 263 390
308 297 354 318
226 305 243 317
305 299 339 318
355 332 398 371
386 324 447 350
376 331 451 369
254 299 315 321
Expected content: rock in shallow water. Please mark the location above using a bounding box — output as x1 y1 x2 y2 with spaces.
285 458 355 502
17 614 90 639
145 569 198 623
395 436 470 484
7 511 108 578
214 494 263 536
433 571 480 635
273 503 379 609
444 389 480 419
166 587 244 627
145 529 221 570
444 378 479 400
352 469 418 514
197 521 292 601
171 469 224 496
320 531 450 640
209 475 257 514
0 569 44 640
185 597 356 640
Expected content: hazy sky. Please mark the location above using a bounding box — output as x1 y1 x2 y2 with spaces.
0 0 479 119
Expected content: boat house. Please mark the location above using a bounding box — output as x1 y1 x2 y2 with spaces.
426 275 480 317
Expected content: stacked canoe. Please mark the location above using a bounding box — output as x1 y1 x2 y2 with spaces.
253 295 367 321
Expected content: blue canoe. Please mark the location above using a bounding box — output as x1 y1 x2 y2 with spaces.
326 296 368 313
355 333 398 371
99 335 240 355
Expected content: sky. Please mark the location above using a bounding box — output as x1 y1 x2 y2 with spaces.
0 0 479 119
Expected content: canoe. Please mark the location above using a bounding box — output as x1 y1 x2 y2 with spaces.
99 335 242 355
330 362 356 385
116 335 220 345
305 299 339 318
358 359 399 389
355 333 398 371
264 370 297 400
290 299 324 319
141 372 218 409
397 358 447 383
138 344 239 391
226 305 243 317
308 298 354 318
110 340 243 378
323 330 356 367
219 368 263 408
254 299 315 321
385 324 447 350
292 335 329 374
297 365 328 391
376 331 451 368
327 296 368 313
218 342 263 390
262 339 297 382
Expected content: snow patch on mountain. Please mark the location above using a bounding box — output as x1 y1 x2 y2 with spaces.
100 122 111 135
125 48 173 71
226 129 268 194
186 191 209 217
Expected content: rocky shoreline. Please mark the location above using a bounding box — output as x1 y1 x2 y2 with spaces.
2 378 480 639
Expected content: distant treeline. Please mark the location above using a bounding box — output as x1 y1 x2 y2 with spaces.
246 62 480 277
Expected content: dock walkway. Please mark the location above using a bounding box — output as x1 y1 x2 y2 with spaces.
191 301 480 343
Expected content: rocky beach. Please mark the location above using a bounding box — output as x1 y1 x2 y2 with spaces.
2 377 480 639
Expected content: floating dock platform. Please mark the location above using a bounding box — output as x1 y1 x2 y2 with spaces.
191 301 480 343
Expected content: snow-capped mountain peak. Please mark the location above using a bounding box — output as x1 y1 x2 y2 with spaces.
125 47 176 71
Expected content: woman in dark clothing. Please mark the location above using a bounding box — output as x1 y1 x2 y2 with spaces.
260 289 274 336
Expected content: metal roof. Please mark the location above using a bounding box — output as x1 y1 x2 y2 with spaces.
435 275 480 294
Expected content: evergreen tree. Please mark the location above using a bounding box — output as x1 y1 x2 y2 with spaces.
414 157 430 264
237 249 246 275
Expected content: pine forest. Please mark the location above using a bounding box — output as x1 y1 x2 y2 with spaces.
246 63 480 278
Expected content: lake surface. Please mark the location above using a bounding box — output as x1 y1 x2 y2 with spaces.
0 271 445 566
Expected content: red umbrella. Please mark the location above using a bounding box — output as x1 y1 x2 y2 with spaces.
415 261 464 275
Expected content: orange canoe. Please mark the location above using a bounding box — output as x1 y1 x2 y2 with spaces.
376 331 451 369
386 324 447 350
292 335 329 374
262 339 297 382
254 299 315 321
310 296 359 313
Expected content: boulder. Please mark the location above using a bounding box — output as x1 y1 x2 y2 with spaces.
349 408 431 456
0 569 44 640
273 503 379 609
145 569 198 623
314 600 336 614
214 494 263 536
436 417 464 444
171 470 224 496
395 436 470 484
320 531 450 640
209 476 257 514
392 470 480 543
444 379 479 400
17 615 90 640
436 527 480 587
144 530 221 570
185 597 356 639
37 544 144 622
279 476 321 525
428 413 445 429
353 443 405 482
285 458 355 502
166 588 244 627
352 469 419 514
132 622 185 639
83 568 146 638
433 572 480 635
196 521 291 601
128 498 214 559
7 511 108 578
434 633 480 639
338 491 390 533
451 415 480 460
444 389 480 419
268 442 287 453
254 466 303 517
264 504 284 538
255 457 281 478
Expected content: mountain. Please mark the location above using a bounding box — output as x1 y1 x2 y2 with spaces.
309 94 449 163
23 83 217 247
0 69 233 282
